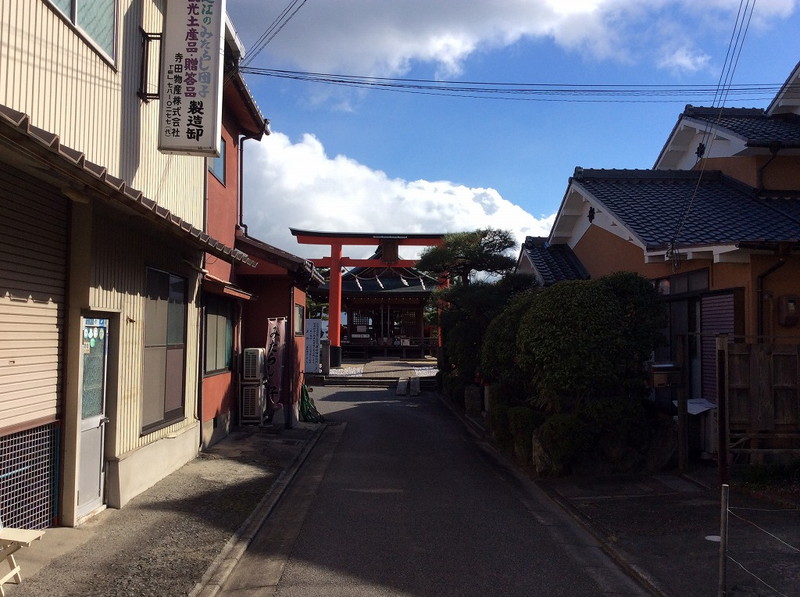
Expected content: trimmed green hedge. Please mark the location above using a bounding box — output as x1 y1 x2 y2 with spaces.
508 406 545 464
517 273 665 414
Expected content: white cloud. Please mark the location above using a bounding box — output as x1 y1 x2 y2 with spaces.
657 46 711 75
228 0 797 79
243 133 552 260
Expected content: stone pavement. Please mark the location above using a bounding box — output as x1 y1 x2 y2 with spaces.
6 366 800 596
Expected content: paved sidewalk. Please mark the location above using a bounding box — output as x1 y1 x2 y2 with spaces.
6 423 323 597
539 471 800 596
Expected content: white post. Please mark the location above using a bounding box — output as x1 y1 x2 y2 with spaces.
718 483 729 597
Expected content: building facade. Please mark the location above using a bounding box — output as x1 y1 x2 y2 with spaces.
0 1 254 527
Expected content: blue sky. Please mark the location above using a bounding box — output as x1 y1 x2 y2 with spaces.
227 0 800 259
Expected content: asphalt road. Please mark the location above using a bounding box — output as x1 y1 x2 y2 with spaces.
221 388 648 596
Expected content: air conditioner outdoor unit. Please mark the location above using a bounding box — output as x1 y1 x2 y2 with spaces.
240 384 265 424
243 348 266 381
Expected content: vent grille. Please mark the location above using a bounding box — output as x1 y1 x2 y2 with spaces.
243 348 265 381
0 423 60 529
240 385 264 424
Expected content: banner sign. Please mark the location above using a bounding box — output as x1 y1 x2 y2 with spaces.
304 319 322 373
265 317 287 411
158 0 225 155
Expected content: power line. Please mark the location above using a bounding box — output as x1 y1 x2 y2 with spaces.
668 0 758 269
242 0 310 67
239 66 783 103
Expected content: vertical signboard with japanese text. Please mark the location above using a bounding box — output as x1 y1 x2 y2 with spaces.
304 319 322 373
158 0 225 156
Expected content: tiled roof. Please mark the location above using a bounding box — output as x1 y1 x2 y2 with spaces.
235 234 323 286
571 168 800 249
684 106 800 146
0 103 257 266
339 267 439 294
521 237 589 285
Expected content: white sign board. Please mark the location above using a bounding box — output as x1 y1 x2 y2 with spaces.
304 319 322 373
158 0 225 156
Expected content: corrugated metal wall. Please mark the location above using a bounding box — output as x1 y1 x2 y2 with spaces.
89 205 200 457
0 0 204 226
0 167 68 431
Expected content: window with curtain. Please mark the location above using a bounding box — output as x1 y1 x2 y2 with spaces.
205 294 234 374
48 0 117 59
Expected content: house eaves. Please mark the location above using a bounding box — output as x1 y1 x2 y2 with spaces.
236 233 324 287
655 105 800 169
549 167 647 250
767 60 800 116
224 17 269 139
558 168 800 265
0 103 256 267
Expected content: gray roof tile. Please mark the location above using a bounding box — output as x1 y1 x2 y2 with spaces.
522 237 589 285
571 169 800 249
684 106 800 146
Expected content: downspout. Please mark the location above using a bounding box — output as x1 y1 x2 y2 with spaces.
757 257 786 340
757 144 781 191
237 119 270 237
198 163 209 448
238 134 248 237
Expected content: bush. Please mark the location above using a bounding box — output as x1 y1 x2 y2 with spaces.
480 291 538 394
517 274 665 413
489 402 512 448
577 398 650 472
534 413 592 475
508 406 544 464
517 280 624 412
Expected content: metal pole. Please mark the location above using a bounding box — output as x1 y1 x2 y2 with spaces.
717 334 729 485
718 483 729 597
678 334 688 472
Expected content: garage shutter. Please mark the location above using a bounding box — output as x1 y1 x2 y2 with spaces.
700 293 735 402
0 166 68 431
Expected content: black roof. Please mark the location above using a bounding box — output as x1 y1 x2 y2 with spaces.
683 105 800 147
571 168 800 249
521 237 589 285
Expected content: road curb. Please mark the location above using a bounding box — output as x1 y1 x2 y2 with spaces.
189 423 327 597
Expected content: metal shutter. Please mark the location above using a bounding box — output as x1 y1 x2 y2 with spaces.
0 166 68 431
700 293 735 402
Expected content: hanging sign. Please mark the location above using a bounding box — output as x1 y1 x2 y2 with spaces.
158 0 225 156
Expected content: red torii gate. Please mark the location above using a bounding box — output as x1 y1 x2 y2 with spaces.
290 229 444 366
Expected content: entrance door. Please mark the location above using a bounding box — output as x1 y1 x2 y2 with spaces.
77 317 109 518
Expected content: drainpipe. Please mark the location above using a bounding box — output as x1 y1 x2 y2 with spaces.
198 163 209 448
237 119 270 238
757 257 786 340
757 144 781 191
238 135 248 237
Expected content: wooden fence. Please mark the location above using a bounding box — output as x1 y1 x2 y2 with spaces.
723 341 800 464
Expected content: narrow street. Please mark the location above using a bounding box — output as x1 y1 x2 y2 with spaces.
220 386 647 596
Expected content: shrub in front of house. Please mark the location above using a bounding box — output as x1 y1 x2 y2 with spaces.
517 273 665 414
575 397 651 474
508 405 545 465
480 290 538 398
517 279 626 413
533 413 592 475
